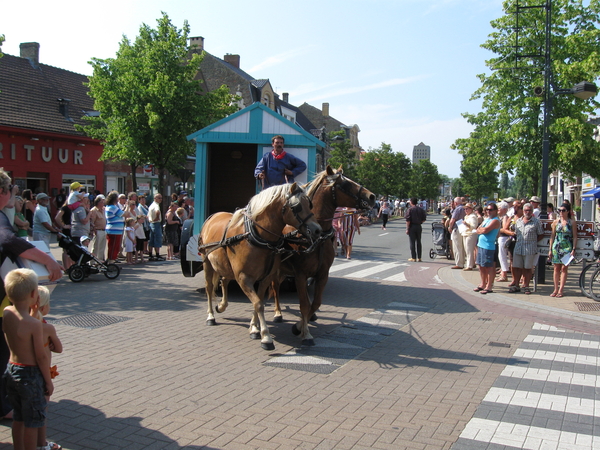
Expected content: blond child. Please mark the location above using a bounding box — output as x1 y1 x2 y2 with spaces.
125 218 136 265
30 286 62 450
2 269 54 450
66 182 85 211
134 215 147 263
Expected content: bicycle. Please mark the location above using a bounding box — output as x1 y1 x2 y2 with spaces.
582 222 600 300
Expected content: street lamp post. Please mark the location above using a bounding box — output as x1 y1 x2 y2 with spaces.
537 0 597 284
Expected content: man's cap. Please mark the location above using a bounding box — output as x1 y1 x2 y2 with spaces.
70 182 81 190
35 193 49 201
530 196 541 203
504 197 515 202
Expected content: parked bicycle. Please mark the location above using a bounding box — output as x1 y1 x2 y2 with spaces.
580 222 600 300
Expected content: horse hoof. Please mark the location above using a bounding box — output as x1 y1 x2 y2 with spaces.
215 306 223 314
302 339 315 347
206 319 216 326
273 315 283 323
310 313 318 322
261 342 275 351
291 323 301 336
250 332 261 340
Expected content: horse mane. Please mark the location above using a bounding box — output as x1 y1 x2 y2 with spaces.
230 184 294 228
305 169 338 199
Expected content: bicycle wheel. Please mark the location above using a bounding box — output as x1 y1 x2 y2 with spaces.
579 263 597 298
588 266 600 302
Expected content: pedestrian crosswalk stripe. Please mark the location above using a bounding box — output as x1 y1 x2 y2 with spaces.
483 386 600 416
343 262 400 278
513 348 600 366
458 418 597 450
524 334 600 350
330 259 409 282
383 272 407 282
452 323 600 450
328 259 369 273
500 366 600 388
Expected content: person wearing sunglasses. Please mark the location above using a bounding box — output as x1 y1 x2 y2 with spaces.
510 203 544 294
473 203 501 294
547 203 577 297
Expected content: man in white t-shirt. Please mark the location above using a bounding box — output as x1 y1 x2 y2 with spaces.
147 194 164 261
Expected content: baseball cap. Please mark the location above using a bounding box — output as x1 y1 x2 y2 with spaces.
35 193 49 201
503 197 515 202
530 196 541 203
70 182 81 190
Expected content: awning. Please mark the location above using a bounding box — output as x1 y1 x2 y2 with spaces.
582 186 600 200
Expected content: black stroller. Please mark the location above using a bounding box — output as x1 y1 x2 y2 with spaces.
429 222 452 259
58 233 121 282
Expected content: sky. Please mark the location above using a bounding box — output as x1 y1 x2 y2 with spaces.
0 0 505 178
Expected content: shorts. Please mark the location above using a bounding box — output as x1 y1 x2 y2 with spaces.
136 238 146 252
3 363 47 428
476 247 495 268
513 253 537 269
149 222 163 248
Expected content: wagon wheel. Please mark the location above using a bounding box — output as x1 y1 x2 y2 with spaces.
69 265 85 283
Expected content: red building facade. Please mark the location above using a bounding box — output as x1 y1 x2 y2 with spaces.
0 126 104 196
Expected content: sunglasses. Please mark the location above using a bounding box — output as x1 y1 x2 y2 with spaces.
485 208 495 211
2 184 13 195
558 208 567 212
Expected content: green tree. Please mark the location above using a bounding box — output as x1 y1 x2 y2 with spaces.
459 149 499 203
410 159 443 201
78 13 237 194
327 131 358 180
355 143 411 198
452 0 600 193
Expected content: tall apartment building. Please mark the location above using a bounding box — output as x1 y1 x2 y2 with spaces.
412 142 431 165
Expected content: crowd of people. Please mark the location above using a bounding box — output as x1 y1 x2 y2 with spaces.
6 183 195 267
442 196 577 297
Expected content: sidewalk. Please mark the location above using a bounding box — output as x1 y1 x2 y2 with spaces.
443 258 600 323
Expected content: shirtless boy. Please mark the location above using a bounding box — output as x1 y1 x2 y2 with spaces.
2 269 53 450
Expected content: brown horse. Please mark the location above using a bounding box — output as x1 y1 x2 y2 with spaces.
272 166 376 346
199 182 322 350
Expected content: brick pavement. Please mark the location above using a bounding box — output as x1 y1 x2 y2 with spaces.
0 240 597 449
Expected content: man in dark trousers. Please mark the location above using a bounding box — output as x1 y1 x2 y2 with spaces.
405 197 427 262
254 135 307 189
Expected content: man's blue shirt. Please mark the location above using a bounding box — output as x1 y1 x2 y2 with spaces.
254 152 307 188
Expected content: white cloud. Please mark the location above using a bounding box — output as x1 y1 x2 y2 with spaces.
304 76 425 102
247 46 316 73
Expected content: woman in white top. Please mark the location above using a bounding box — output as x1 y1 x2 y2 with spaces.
461 203 479 270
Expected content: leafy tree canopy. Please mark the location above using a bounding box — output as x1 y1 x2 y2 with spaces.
78 13 237 192
452 0 600 194
355 143 412 198
410 159 443 200
327 130 358 180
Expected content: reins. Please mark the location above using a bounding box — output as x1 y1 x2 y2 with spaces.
199 187 315 257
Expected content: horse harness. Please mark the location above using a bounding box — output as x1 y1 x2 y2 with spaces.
198 185 315 257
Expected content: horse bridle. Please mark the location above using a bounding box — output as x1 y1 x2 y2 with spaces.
283 186 315 233
331 175 370 210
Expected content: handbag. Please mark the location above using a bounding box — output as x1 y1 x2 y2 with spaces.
505 236 516 251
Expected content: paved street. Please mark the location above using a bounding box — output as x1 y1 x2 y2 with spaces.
0 215 599 449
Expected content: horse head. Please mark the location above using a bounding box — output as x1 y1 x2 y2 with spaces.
283 182 322 241
325 166 376 210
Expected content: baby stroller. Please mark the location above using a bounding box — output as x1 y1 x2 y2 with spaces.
58 233 121 283
429 222 452 260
